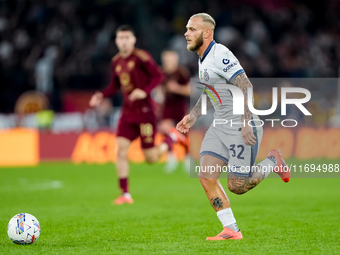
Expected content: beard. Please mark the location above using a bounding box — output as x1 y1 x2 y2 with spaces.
187 32 204 52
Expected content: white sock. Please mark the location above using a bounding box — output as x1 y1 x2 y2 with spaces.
257 156 277 178
123 193 132 199
164 152 178 173
183 155 190 173
217 208 239 231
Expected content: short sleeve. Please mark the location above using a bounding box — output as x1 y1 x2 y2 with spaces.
213 46 244 83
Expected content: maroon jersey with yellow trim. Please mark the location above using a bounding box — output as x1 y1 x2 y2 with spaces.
102 48 163 117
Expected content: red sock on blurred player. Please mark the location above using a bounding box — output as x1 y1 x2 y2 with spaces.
119 178 129 194
114 178 134 205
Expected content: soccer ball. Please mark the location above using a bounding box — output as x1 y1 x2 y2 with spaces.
7 213 41 244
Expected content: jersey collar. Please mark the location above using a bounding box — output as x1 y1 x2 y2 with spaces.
199 40 216 63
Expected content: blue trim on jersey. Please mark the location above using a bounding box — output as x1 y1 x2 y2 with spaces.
199 40 216 63
200 151 229 165
229 69 245 83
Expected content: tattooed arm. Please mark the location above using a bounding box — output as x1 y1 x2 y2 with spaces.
232 73 252 123
176 91 213 133
189 91 213 120
232 73 256 146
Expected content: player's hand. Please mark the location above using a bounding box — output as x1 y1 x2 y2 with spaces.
89 91 103 107
176 114 196 133
241 124 256 146
129 88 147 102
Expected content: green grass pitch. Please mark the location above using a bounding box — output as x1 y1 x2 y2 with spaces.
0 159 340 254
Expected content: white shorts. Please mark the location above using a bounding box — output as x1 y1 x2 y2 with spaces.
200 126 263 177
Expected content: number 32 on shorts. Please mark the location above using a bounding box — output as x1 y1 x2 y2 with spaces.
230 144 245 159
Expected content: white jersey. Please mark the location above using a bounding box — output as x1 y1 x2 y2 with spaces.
198 40 260 133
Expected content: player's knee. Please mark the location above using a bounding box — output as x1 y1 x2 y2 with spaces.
227 180 247 195
198 173 218 186
117 149 128 160
228 186 247 195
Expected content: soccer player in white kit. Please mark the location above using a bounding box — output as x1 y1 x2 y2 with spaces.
176 13 291 240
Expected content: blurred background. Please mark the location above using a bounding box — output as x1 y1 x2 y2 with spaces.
0 0 339 165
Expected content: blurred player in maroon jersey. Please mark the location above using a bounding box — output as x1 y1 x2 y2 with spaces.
90 25 183 204
159 50 190 172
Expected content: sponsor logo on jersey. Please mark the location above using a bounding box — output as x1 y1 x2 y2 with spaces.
223 62 238 72
222 59 230 65
120 72 130 86
119 72 134 92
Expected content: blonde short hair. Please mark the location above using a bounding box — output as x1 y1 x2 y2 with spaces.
190 13 216 30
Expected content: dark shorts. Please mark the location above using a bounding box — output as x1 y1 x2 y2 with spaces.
116 114 156 149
